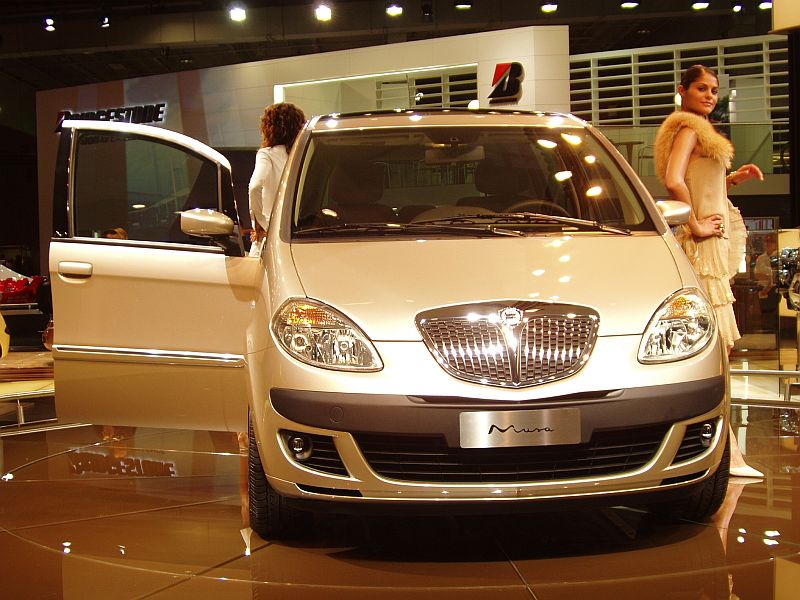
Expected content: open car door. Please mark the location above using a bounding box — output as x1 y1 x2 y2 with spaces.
49 120 259 432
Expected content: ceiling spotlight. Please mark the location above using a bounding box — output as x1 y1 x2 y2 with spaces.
98 16 110 28
731 1 743 12
691 1 709 9
758 1 772 9
315 3 332 21
620 1 639 7
386 3 403 16
228 2 247 22
454 0 472 9
43 17 55 32
540 2 558 14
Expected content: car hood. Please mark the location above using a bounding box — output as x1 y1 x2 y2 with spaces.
290 234 685 340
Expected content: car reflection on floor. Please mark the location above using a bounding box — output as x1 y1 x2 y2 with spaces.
0 405 798 599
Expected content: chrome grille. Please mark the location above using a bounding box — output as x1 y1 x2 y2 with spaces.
520 315 596 381
417 301 599 388
420 319 513 384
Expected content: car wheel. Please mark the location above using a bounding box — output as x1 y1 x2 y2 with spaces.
248 413 308 539
650 435 730 522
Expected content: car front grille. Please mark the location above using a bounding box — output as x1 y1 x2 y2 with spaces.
416 301 599 387
354 425 669 483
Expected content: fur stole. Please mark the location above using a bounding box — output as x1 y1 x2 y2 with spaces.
654 111 734 182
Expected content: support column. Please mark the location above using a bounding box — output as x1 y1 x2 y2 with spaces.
789 30 800 227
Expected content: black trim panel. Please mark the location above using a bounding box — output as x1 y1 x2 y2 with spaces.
52 127 72 238
50 236 224 254
270 376 726 446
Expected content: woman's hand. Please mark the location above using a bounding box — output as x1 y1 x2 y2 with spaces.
692 213 725 238
729 164 764 186
250 222 267 244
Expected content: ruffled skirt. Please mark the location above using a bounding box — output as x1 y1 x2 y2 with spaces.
675 203 746 348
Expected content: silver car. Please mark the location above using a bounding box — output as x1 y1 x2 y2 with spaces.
50 110 729 538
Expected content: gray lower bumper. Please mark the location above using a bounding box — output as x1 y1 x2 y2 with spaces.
270 376 726 446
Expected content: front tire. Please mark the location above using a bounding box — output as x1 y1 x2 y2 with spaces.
651 435 730 522
248 414 307 539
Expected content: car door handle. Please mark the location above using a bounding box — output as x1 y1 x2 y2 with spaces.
58 261 93 279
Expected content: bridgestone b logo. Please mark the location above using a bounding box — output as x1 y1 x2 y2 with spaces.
488 62 524 105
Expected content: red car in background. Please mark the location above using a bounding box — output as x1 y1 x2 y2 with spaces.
1 264 50 350
1 264 44 305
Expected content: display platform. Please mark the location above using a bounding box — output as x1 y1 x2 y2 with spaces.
0 408 797 599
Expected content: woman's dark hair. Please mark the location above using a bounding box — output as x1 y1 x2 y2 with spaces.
260 102 306 150
680 64 719 90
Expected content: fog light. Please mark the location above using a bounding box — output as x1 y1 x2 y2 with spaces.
290 436 306 453
282 432 314 461
700 423 714 447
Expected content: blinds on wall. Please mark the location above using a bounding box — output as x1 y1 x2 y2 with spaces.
570 35 789 172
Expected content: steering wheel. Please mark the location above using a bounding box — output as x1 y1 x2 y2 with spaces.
504 199 572 218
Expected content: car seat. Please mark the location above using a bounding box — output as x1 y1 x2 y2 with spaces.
328 160 396 223
457 160 528 212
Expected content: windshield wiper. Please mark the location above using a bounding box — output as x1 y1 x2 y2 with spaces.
412 212 502 225
294 221 525 237
415 212 631 235
497 213 632 235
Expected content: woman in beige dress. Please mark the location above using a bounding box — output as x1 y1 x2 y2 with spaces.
654 64 764 478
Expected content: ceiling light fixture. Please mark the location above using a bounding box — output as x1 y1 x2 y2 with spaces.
454 0 472 9
228 2 247 22
620 1 639 8
386 3 403 16
98 16 110 28
540 2 558 13
43 17 55 32
315 3 332 21
731 1 743 12
758 1 772 9
691 1 709 9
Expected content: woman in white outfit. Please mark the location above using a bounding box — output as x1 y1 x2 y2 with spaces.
248 102 306 241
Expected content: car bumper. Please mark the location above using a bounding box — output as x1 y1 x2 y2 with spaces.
257 376 728 507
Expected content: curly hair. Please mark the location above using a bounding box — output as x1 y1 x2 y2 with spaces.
259 102 306 150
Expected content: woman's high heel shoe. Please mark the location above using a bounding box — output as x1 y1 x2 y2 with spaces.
730 464 764 478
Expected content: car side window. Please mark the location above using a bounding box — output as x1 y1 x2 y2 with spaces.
72 132 219 244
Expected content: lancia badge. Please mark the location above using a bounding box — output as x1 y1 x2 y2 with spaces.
498 307 523 327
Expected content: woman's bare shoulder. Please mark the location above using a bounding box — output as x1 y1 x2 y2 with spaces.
672 126 700 157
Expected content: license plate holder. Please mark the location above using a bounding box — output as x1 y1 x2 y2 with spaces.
459 408 581 448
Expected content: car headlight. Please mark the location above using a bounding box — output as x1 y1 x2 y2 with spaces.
638 289 715 363
272 299 383 371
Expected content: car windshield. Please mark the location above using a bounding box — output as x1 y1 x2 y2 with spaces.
292 125 653 237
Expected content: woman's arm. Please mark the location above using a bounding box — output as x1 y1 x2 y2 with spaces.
727 163 765 189
663 127 723 238
248 150 267 231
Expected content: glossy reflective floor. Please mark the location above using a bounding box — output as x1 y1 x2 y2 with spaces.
0 405 797 600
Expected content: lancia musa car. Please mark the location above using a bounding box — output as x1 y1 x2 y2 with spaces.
50 110 729 538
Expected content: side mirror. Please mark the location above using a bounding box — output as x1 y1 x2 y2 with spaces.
180 209 243 256
655 200 691 226
180 208 234 236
